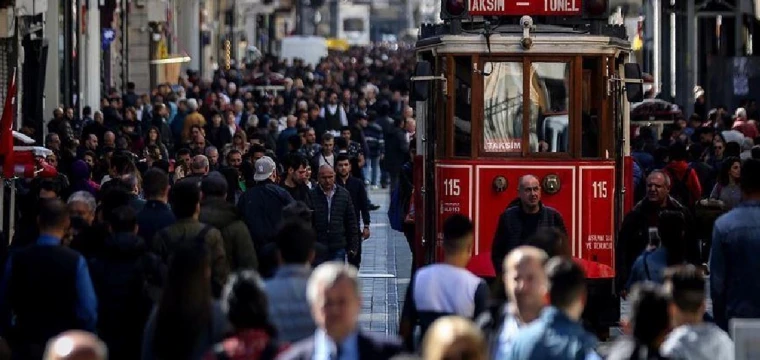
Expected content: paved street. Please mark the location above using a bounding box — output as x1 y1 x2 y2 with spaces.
358 189 413 335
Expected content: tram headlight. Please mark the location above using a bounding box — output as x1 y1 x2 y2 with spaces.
442 0 466 18
583 0 609 19
542 174 561 195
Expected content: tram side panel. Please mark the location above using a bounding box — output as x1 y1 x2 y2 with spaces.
433 160 617 281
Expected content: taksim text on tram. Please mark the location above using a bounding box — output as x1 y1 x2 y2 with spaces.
468 0 580 13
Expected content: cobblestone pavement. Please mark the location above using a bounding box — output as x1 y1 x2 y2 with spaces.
358 189 413 335
357 189 713 341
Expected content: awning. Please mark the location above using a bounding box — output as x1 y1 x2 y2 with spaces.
326 38 349 51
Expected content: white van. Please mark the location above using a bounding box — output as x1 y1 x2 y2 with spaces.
279 36 328 67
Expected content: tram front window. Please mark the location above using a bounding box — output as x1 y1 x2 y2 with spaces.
529 62 570 153
483 62 524 153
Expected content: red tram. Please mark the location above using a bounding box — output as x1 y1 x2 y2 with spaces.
409 0 644 333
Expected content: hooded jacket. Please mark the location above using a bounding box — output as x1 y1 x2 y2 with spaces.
200 198 258 271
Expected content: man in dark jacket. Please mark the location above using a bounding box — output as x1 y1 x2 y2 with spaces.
0 199 97 359
335 155 370 268
616 170 697 295
89 205 153 360
491 175 567 278
136 168 176 244
200 172 258 272
309 165 360 263
280 154 313 208
237 156 295 277
383 117 410 190
152 181 229 298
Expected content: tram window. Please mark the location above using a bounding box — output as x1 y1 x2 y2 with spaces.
483 62 524 153
581 59 602 158
529 62 570 153
454 57 472 157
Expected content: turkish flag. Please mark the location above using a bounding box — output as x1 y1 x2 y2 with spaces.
0 68 17 178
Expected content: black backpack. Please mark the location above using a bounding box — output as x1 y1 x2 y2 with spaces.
665 167 694 207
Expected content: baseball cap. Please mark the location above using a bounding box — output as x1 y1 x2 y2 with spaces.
253 156 276 182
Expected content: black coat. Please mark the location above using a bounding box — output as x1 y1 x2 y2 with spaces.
237 181 295 251
491 201 567 276
88 232 154 360
308 185 359 254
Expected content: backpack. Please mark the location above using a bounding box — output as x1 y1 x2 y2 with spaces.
149 224 213 299
665 167 694 207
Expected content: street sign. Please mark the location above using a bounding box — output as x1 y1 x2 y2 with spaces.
468 0 582 16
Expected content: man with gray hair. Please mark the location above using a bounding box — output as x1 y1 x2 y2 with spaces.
119 173 146 213
67 191 99 258
279 262 403 360
491 174 566 279
178 154 210 187
205 146 220 171
43 330 108 360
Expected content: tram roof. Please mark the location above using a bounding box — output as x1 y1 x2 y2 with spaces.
416 21 631 55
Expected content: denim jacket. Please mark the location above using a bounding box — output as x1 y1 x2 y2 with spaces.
508 306 599 360
710 200 760 330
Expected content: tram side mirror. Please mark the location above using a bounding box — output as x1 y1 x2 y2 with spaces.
624 63 644 103
412 60 433 102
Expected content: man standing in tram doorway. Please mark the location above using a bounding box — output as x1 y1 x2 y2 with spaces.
491 175 567 278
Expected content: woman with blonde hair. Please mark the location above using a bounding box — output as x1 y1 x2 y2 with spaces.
421 316 487 360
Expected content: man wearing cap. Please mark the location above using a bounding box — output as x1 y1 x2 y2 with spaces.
237 156 295 277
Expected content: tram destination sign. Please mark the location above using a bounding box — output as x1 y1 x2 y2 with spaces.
468 0 582 16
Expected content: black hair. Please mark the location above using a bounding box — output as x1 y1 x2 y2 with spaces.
336 154 351 165
742 159 760 194
250 144 266 154
222 270 277 335
716 156 741 187
668 142 688 161
38 179 61 197
545 256 586 309
725 141 741 158
108 205 137 233
627 282 671 351
664 264 705 314
526 227 571 258
335 137 348 150
285 154 308 172
37 198 69 232
275 219 316 264
143 168 170 200
170 181 201 219
201 172 228 198
442 214 473 254
287 134 302 151
176 148 192 158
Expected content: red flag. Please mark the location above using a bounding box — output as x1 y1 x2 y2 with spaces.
0 69 17 178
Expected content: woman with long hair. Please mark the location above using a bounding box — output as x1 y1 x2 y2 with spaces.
142 244 230 360
607 282 671 360
710 156 742 210
145 126 170 160
223 129 249 156
205 271 286 359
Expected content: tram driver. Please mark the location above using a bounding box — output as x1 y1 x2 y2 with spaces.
491 174 567 278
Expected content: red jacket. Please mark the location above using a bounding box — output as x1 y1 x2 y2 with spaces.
663 160 702 205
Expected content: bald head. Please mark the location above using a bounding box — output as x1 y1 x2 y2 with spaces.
44 331 108 360
504 246 548 272
517 174 541 211
317 164 336 192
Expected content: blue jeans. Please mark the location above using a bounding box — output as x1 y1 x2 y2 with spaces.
364 156 381 186
328 249 347 263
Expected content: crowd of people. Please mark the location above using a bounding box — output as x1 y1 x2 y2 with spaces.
0 41 757 359
0 46 419 359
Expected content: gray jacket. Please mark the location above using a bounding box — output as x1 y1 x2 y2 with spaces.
264 265 316 343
